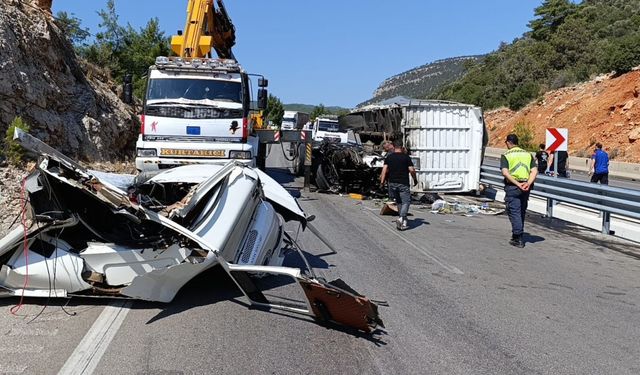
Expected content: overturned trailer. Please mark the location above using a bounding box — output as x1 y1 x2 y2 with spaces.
0 129 383 333
342 96 488 193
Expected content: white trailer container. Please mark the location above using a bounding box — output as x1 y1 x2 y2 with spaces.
402 100 486 193
349 97 487 193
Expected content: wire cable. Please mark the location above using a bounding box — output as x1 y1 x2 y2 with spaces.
10 177 30 315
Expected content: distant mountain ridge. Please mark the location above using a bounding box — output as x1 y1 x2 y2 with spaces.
283 103 350 113
359 55 483 107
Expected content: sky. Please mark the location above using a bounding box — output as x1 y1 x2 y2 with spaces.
53 0 544 108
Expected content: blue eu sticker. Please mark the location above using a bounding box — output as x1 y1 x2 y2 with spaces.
186 126 201 135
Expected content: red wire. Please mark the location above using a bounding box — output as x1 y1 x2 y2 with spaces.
10 177 29 315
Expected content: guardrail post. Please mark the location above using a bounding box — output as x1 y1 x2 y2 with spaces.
601 211 611 235
546 198 554 218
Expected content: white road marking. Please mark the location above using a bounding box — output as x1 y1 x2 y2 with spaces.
57 300 132 375
8 327 59 336
0 343 44 354
0 364 28 374
365 210 464 275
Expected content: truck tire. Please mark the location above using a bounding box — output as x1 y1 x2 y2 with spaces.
315 164 330 191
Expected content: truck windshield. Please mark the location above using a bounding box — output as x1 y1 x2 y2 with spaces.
147 79 242 103
318 121 339 131
282 117 295 123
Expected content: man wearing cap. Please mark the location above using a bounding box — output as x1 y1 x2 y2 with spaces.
501 134 538 248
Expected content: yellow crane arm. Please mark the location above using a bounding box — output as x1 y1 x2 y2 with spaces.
170 0 236 59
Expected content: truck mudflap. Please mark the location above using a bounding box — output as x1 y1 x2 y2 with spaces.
220 260 384 334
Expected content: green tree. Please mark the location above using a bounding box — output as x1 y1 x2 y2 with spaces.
4 117 30 165
80 0 170 98
265 95 284 127
601 32 640 75
435 0 640 111
507 82 540 110
528 0 577 41
54 11 91 46
310 104 329 120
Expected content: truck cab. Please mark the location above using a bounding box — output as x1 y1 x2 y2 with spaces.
135 57 266 177
311 117 349 143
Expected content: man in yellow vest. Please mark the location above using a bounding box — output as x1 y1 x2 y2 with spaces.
501 134 538 248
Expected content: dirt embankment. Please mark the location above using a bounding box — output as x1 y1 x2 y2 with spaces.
485 69 640 162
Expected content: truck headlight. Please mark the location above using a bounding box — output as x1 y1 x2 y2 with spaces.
229 151 251 159
137 148 157 157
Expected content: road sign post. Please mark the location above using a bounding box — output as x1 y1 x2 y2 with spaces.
546 128 568 179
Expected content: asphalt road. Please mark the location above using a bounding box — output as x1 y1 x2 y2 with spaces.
484 156 640 190
1 149 639 374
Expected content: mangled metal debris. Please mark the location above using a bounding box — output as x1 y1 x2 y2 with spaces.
312 139 385 195
0 129 383 333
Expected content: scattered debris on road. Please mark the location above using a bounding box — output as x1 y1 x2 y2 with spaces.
429 199 504 216
0 130 384 333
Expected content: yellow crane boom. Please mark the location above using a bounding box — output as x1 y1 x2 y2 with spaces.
170 0 236 59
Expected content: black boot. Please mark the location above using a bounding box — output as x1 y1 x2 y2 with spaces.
517 234 525 248
509 234 525 248
509 235 519 247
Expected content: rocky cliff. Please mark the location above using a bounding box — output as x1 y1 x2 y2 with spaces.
485 69 640 162
359 56 482 107
0 0 139 161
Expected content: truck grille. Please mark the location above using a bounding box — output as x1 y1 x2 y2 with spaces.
240 230 258 264
145 106 243 120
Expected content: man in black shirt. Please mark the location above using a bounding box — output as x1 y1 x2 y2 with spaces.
548 150 569 177
380 140 417 230
535 143 548 173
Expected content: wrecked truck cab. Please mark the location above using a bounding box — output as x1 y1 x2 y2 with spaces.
0 129 383 333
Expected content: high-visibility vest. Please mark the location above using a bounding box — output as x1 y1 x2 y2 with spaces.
504 147 532 181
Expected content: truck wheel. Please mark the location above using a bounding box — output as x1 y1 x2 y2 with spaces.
315 164 330 191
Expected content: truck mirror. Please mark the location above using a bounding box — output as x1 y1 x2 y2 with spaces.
123 73 133 105
258 89 268 109
258 78 268 88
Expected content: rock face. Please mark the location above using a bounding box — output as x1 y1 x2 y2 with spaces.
0 164 25 237
485 69 640 162
0 0 139 161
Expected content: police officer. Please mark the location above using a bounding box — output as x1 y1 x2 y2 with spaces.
501 134 538 248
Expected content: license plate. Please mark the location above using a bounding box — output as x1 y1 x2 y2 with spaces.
160 149 225 158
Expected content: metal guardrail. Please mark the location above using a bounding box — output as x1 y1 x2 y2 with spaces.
480 165 640 235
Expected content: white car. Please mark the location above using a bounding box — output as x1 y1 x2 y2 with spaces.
0 129 383 333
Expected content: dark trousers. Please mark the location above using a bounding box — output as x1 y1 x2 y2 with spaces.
590 173 609 185
504 185 530 236
388 182 411 218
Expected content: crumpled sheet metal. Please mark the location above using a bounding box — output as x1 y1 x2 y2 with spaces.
1 129 385 334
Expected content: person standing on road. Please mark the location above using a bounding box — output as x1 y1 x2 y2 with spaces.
589 142 609 185
501 134 538 248
548 150 569 177
535 143 548 174
380 140 418 231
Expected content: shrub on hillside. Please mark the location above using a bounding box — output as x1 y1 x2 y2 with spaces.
513 120 536 152
4 117 30 165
